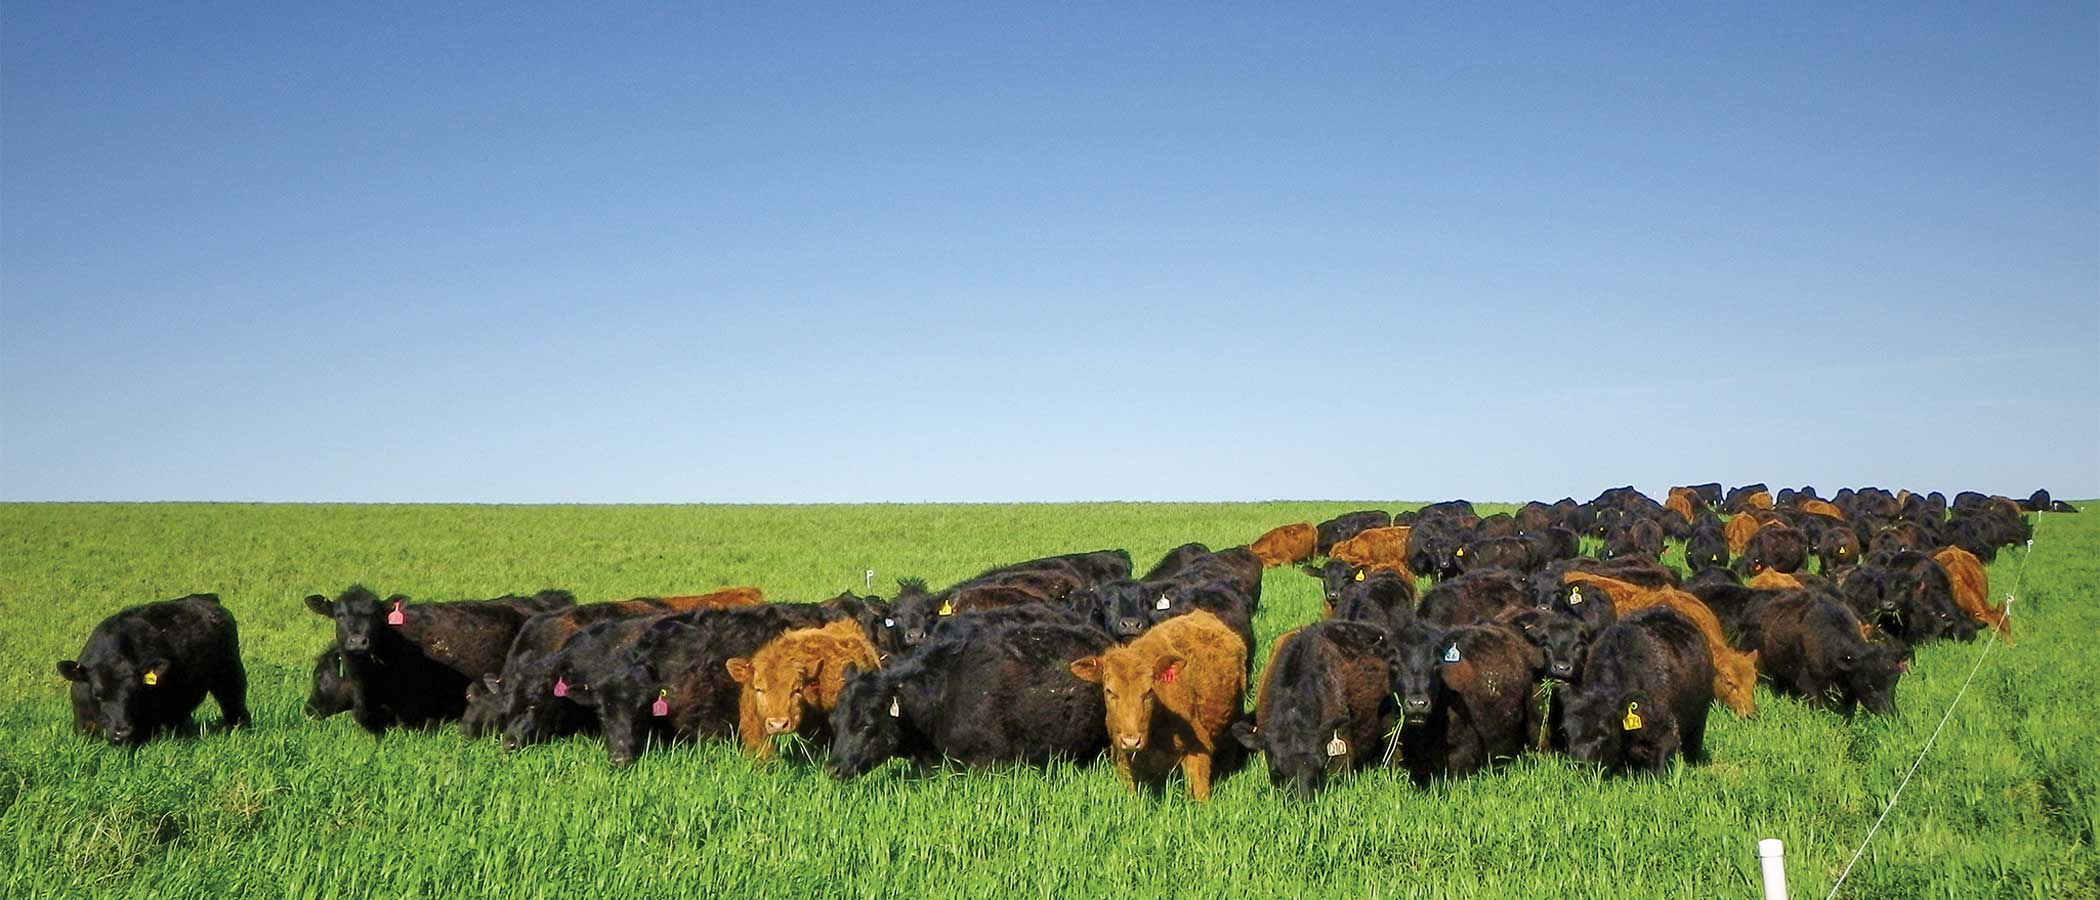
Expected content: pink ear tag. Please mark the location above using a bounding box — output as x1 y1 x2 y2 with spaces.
552 677 569 698
1895 660 1910 673
386 600 405 626
652 689 670 718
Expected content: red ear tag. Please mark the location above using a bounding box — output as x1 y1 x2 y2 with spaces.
651 689 669 718
1158 665 1179 685
552 677 569 698
386 600 405 626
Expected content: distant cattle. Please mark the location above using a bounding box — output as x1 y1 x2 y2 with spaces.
1564 607 1714 774
1737 527 1810 576
1315 511 1393 555
1070 610 1246 801
58 593 249 746
1725 515 1763 556
1250 523 1317 567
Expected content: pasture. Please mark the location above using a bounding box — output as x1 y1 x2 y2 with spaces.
1 501 2093 898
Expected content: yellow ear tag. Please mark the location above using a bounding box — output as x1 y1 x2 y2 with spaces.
937 600 954 616
1455 548 1465 557
1353 570 1365 582
1622 701 1643 731
142 672 159 686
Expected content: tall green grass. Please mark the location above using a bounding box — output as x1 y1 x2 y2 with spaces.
1 502 2093 898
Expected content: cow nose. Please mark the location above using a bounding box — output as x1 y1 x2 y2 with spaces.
345 636 369 651
1405 697 1432 712
1118 735 1142 750
108 728 134 743
765 717 790 734
904 629 926 644
1116 617 1145 635
1550 662 1575 678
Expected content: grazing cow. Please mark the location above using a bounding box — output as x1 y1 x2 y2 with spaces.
1724 515 1764 556
57 593 250 746
1250 523 1317 567
1515 502 1558 533
618 603 849 760
1473 514 1519 540
506 613 671 758
465 593 731 739
1315 511 1393 555
1142 543 1215 582
1232 621 1392 798
1419 572 1528 627
725 619 884 760
1881 552 1983 645
1521 526 1582 564
1797 499 1844 521
1814 527 1862 574
1686 526 1730 574
828 621 1110 777
1070 610 1246 801
1929 547 2011 643
1321 566 1418 631
305 647 354 720
1328 526 1414 578
1456 536 1538 574
1723 484 1770 513
1747 592 1910 717
1601 520 1664 562
1609 588 1759 717
1384 620 1540 783
1665 488 1700 524
1737 527 1810 576
305 586 470 734
1564 607 1714 774
2049 501 2078 513
1746 570 1803 591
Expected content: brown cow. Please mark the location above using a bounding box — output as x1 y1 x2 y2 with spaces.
1746 570 1803 591
1745 490 1775 510
1561 571 1644 606
654 587 766 611
724 619 881 760
1250 522 1317 567
1665 487 1699 523
1931 546 2012 644
1797 499 1844 521
1329 526 1414 578
1610 587 1759 718
1070 610 1246 801
1725 514 1764 556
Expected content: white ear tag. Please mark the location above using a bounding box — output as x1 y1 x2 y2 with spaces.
1154 595 1171 611
1325 734 1347 757
1443 645 1462 663
888 697 901 718
1569 587 1583 605
883 618 895 628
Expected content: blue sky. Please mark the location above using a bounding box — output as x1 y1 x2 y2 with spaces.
3 4 2095 503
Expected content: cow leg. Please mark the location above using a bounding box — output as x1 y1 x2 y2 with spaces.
211 654 252 730
1180 753 1214 802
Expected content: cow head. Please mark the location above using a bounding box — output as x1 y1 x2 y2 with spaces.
1386 621 1451 724
304 586 387 653
1506 609 1588 683
827 663 905 779
1070 648 1181 754
56 654 170 747
304 647 353 720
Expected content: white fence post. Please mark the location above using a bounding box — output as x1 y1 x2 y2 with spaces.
1758 838 1788 900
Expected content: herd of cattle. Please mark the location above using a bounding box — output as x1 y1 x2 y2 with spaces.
55 485 2068 800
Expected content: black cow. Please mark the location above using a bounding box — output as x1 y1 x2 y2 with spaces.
1686 525 1730 573
1814 527 1861 574
1737 527 1810 575
1327 568 1417 632
1233 621 1393 798
828 620 1110 777
306 586 572 736
1746 592 1910 717
57 593 249 747
1457 536 1538 574
1419 572 1527 627
1315 511 1393 555
305 646 354 720
502 613 670 754
1385 620 1541 782
1564 607 1714 774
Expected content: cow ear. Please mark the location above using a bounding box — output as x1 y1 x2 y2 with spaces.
1743 650 1760 667
1299 564 1323 579
304 594 332 616
1068 656 1103 683
1229 719 1259 751
724 658 753 684
1153 655 1185 683
482 674 503 693
142 659 171 685
57 660 84 682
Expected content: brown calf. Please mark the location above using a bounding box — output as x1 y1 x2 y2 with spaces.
1251 523 1317 567
1665 487 1699 523
1746 570 1803 591
1329 526 1414 577
1725 514 1764 556
724 619 881 760
1613 587 1759 718
1931 546 2012 644
655 586 766 611
1796 499 1844 521
1070 610 1247 801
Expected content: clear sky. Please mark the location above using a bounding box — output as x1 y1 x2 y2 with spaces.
3 4 2095 503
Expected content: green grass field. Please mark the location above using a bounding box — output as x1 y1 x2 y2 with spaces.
1 502 2093 899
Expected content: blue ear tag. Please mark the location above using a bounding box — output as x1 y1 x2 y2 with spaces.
1443 645 1462 663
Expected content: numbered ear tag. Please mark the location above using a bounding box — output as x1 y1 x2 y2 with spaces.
386 599 405 626
651 689 669 717
1157 665 1178 685
883 618 896 628
1443 645 1462 663
937 600 955 616
1622 701 1643 731
887 696 901 718
1569 587 1583 605
1154 595 1171 611
1325 734 1347 757
552 677 569 698
1353 570 1365 582
142 672 159 686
